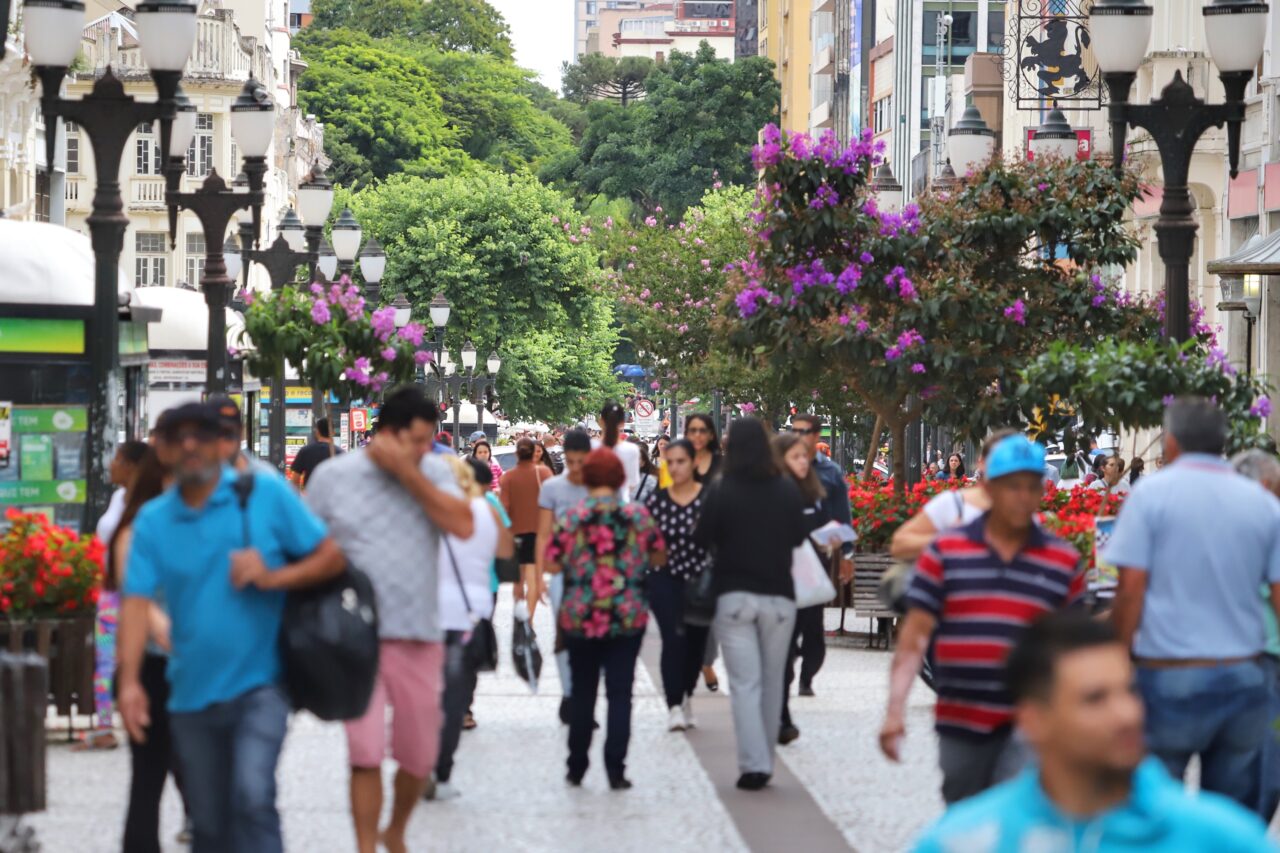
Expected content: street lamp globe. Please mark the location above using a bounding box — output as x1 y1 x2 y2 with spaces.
429 293 452 330
331 208 362 264
223 235 243 282
461 341 478 371
1203 0 1270 74
229 76 275 160
1030 108 1078 160
296 164 335 229
948 105 996 176
170 88 199 159
317 239 338 280
868 162 903 212
391 293 412 329
1088 0 1154 74
486 352 501 375
279 208 306 252
444 354 456 377
24 0 88 68
135 1 199 73
359 237 386 284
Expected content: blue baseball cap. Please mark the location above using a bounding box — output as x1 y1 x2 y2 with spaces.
986 435 1047 481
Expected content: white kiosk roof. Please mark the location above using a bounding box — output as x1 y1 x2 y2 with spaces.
131 286 246 352
0 220 130 305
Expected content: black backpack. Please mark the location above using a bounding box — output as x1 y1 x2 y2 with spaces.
233 471 380 721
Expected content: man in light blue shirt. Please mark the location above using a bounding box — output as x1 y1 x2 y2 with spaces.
117 402 345 853
914 612 1276 852
1105 398 1280 813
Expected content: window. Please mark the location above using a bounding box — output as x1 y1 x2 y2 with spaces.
873 96 892 135
229 142 239 180
185 232 206 286
988 6 1006 51
135 232 168 287
187 113 214 178
64 121 79 174
585 0 597 13
923 10 976 65
135 122 161 176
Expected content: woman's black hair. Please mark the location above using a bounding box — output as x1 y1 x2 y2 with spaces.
948 453 967 479
722 417 779 480
106 448 167 591
469 438 491 457
601 400 625 448
666 438 696 460
683 413 721 455
637 441 654 475
467 456 493 487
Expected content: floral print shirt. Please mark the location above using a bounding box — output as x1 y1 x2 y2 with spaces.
546 496 666 639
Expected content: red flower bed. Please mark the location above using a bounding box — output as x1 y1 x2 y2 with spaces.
0 508 104 618
849 479 1126 569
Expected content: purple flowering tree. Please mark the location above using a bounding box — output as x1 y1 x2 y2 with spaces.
240 277 434 408
728 124 1166 487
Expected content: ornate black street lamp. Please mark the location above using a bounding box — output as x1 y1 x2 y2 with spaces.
868 162 903 212
1030 107 1079 160
26 0 197 528
421 293 452 401
1091 0 1268 341
164 77 273 393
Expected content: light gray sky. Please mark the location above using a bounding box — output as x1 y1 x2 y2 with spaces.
489 0 574 92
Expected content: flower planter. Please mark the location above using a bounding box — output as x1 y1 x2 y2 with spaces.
0 617 95 720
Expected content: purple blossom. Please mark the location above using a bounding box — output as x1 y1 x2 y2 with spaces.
836 264 862 294
855 319 870 334
740 402 757 413
344 365 371 386
398 322 426 347
371 307 397 341
736 285 773 318
381 346 398 362
236 288 256 307
808 183 840 210
651 381 661 390
911 363 926 374
1251 396 1273 419
644 216 658 227
310 282 324 296
838 314 851 326
859 252 874 265
310 300 331 324
414 350 433 365
1037 183 1049 192
1004 299 1027 326
1207 347 1237 376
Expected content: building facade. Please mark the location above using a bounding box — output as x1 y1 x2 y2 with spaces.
1 1 67 225
63 2 325 297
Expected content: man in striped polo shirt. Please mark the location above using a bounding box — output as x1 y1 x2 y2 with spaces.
878 434 1085 804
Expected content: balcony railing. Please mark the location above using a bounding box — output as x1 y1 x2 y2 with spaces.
130 178 167 208
64 178 88 212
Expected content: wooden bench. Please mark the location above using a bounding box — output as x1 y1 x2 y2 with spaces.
852 554 899 649
0 618 95 739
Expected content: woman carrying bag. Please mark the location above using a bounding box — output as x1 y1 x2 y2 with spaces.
694 418 807 791
430 457 511 801
644 439 712 732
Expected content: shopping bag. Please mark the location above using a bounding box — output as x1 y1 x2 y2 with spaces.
792 541 837 609
511 600 542 694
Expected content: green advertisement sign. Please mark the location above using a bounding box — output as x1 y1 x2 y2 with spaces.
0 319 85 355
12 407 88 433
19 435 53 481
0 480 86 506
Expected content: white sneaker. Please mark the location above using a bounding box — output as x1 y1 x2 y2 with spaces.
668 706 687 731
433 781 461 801
681 697 697 729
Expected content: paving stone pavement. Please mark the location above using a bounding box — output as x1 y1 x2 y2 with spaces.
26 601 946 853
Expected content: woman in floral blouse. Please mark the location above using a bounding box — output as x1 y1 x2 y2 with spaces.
546 447 666 790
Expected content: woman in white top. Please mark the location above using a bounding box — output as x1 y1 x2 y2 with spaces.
434 456 511 801
890 430 1019 562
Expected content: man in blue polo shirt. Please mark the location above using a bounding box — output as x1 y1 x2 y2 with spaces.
914 612 1276 852
880 434 1085 804
1106 397 1280 813
117 402 345 853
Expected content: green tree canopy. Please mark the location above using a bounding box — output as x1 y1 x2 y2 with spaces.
348 172 625 422
296 28 572 186
561 54 654 107
310 0 514 58
547 43 779 217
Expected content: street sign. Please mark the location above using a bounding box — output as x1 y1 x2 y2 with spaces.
350 408 368 432
148 360 206 385
633 398 661 436
1024 127 1092 161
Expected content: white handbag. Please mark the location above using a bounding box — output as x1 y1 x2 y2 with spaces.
791 540 837 608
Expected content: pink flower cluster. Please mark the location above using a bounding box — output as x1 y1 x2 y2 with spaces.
310 279 366 323
809 183 840 210
885 328 925 362
1004 299 1027 326
751 125 883 175
882 266 916 300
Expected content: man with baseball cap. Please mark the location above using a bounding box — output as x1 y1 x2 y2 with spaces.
879 433 1086 804
117 401 345 853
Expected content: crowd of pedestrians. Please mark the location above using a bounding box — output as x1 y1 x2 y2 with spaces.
73 384 1280 851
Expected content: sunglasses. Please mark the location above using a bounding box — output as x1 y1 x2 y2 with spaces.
791 426 819 436
686 426 710 435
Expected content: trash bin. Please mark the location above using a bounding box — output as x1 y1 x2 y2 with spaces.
0 651 47 816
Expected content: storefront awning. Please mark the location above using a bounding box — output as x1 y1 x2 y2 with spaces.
1207 228 1280 275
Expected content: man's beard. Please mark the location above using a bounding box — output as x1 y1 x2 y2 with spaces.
177 459 220 487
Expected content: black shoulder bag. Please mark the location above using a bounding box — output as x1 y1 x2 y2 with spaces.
233 472 381 722
442 535 499 673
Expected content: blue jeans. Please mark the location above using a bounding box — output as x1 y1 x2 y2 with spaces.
1136 660 1270 812
170 684 290 853
1260 654 1280 821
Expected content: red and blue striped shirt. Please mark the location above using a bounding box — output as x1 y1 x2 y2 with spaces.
905 515 1085 737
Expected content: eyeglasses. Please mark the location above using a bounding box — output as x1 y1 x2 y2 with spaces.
791 426 819 436
686 427 710 435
